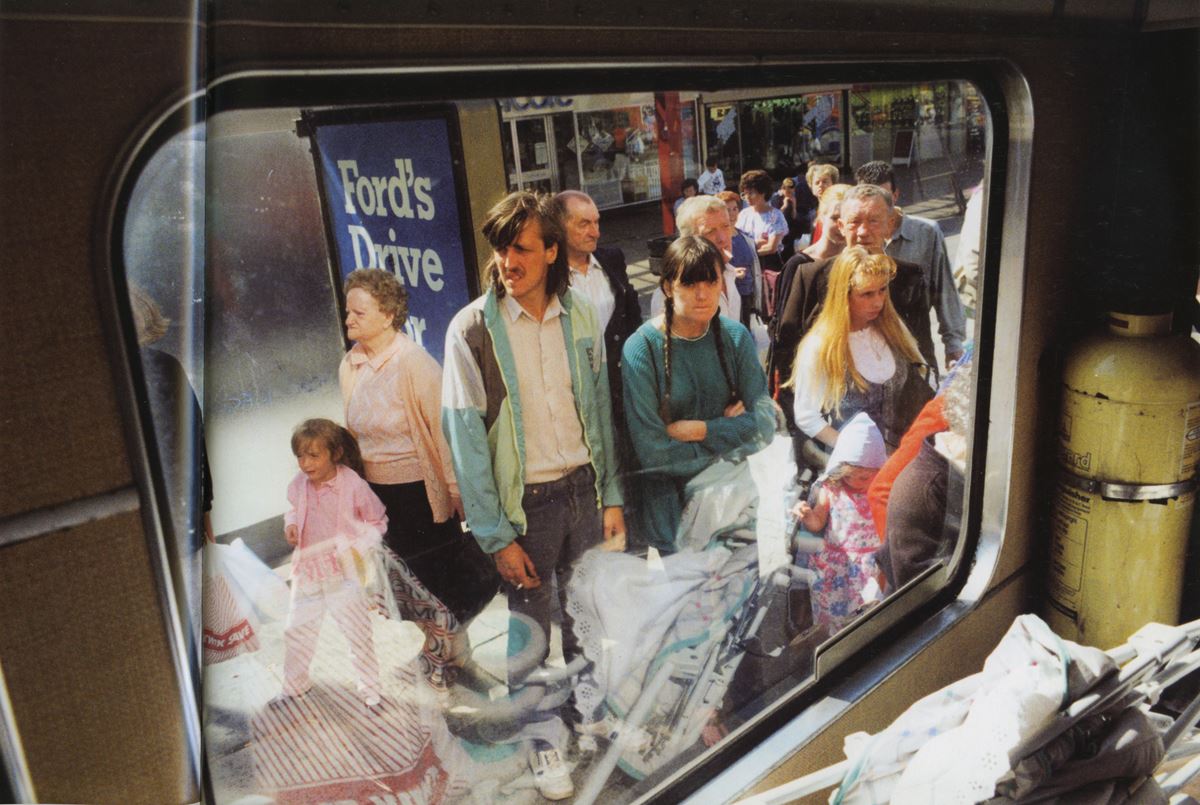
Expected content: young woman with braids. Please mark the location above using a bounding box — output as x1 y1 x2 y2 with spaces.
620 235 777 552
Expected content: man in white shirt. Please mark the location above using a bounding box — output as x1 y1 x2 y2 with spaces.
554 190 643 430
442 191 624 800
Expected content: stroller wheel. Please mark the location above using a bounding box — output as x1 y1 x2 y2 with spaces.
507 613 549 682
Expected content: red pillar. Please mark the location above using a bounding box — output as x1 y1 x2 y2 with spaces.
655 91 685 235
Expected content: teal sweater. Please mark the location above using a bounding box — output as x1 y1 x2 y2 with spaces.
621 316 776 551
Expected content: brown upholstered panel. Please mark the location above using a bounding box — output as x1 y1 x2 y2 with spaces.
0 510 196 805
0 13 192 518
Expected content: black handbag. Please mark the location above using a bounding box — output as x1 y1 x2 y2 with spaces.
437 527 502 624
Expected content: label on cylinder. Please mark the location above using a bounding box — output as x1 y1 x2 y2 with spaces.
1183 401 1200 477
1047 480 1089 620
1059 392 1196 484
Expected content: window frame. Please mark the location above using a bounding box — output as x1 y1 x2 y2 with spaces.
107 54 1031 803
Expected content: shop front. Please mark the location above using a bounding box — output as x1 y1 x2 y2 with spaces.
848 81 988 166
498 93 701 210
700 86 848 186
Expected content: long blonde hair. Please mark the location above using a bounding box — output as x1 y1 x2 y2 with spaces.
792 246 923 415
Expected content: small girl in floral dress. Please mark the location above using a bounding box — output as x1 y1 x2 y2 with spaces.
793 412 887 631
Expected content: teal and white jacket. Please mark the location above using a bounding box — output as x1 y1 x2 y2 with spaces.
441 287 623 554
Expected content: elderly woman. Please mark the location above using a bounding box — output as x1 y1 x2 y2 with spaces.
789 247 932 453
622 236 777 552
339 268 495 622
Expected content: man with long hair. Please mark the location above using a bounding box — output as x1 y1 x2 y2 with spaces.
441 191 624 800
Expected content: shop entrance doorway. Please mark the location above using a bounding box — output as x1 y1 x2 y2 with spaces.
507 115 559 193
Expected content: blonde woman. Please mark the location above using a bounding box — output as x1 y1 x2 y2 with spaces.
790 246 931 452
802 183 852 261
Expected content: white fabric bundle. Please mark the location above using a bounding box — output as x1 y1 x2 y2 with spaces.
832 614 1115 805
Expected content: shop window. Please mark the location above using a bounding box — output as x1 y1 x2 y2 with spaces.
123 76 995 804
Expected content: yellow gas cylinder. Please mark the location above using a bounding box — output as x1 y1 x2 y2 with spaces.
1045 311 1200 649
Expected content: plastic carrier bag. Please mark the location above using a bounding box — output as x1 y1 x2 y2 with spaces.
202 539 291 664
214 537 291 624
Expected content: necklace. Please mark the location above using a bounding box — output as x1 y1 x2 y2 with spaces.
853 327 887 361
671 321 711 342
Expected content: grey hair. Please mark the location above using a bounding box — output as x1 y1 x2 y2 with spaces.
676 195 728 237
554 189 595 209
843 183 895 213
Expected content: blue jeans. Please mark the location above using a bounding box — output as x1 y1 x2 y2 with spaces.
507 464 603 685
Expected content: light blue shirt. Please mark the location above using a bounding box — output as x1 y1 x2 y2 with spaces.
886 213 967 358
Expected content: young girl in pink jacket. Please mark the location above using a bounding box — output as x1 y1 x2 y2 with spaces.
282 419 458 705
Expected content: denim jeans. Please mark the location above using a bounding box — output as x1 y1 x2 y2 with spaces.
506 463 603 685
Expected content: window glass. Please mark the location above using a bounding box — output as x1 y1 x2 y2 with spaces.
124 125 206 663
126 78 990 803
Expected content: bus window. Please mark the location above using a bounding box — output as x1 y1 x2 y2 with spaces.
123 75 994 803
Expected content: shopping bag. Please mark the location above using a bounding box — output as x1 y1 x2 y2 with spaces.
214 538 291 624
203 557 261 665
749 313 771 367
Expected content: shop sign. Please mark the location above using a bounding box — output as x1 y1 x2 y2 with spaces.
499 96 575 119
299 106 478 364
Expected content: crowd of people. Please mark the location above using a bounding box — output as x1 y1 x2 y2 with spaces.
257 158 977 801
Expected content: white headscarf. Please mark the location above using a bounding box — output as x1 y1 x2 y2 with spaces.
823 412 887 479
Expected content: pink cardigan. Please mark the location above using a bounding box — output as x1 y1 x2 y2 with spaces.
339 332 459 523
284 464 387 553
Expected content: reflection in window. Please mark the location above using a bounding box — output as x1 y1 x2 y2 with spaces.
126 79 990 803
124 126 207 669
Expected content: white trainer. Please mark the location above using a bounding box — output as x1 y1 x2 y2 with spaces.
529 741 574 801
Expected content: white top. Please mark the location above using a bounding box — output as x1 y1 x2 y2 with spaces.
500 293 591 483
697 168 725 195
954 186 984 310
569 253 616 334
736 205 789 255
791 327 896 437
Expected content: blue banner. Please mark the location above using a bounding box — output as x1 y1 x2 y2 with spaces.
311 114 473 364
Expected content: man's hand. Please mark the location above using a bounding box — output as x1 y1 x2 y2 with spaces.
285 524 300 546
734 266 747 279
601 506 626 552
450 494 465 521
494 542 540 589
946 349 964 367
723 400 745 418
666 419 707 442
